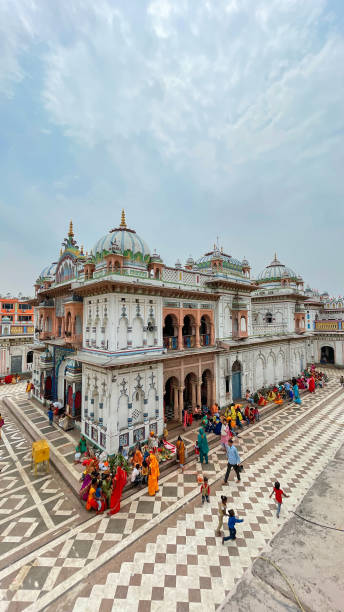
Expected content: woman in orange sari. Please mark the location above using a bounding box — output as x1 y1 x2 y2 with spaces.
108 466 127 515
131 446 143 467
274 392 283 405
148 454 160 496
85 478 98 511
176 436 185 472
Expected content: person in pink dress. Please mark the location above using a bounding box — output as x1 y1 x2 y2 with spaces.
220 417 232 450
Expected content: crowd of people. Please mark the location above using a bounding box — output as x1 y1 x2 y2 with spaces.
75 430 179 514
33 363 329 541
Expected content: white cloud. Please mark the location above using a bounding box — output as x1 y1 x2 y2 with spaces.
0 0 343 294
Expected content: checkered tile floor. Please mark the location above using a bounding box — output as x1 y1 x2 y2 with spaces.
0 402 82 574
0 372 343 611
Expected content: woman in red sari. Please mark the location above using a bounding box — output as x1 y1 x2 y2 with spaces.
108 466 127 516
308 376 315 393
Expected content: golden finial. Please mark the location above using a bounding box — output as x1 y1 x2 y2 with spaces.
69 220 74 236
60 248 63 256
120 209 127 228
81 244 84 254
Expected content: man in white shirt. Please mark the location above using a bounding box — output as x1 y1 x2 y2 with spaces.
131 464 142 486
223 439 241 483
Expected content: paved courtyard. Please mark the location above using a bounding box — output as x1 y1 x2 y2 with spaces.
0 372 343 611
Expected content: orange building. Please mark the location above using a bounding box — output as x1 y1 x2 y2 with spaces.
0 297 34 375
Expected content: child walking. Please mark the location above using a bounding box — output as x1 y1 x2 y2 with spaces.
222 509 244 543
270 481 289 518
216 495 228 536
200 476 210 504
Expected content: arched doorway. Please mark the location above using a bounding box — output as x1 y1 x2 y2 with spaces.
201 369 212 407
182 315 196 348
232 360 242 400
320 346 334 364
200 315 211 346
184 372 197 410
164 376 179 421
27 351 33 364
163 315 178 350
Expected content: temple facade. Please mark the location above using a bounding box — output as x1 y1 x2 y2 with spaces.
31 212 340 454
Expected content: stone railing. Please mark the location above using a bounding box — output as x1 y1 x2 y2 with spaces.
252 323 288 337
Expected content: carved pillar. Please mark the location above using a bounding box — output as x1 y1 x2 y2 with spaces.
206 376 211 407
178 387 184 422
178 323 183 350
210 319 215 345
195 311 200 348
212 377 216 405
191 381 196 408
196 379 201 407
173 386 179 421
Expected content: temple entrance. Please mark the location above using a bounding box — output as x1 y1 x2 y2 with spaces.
201 369 212 407
232 360 242 400
164 376 179 421
320 346 334 364
44 376 52 400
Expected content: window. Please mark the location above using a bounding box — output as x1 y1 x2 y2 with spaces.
225 376 230 394
18 303 31 310
18 315 32 322
2 303 14 310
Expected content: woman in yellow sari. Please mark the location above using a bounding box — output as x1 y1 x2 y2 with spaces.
148 454 160 496
267 390 276 402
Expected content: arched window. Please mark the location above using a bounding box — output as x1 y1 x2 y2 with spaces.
265 312 273 324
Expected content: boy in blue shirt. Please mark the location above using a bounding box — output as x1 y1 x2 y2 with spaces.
222 509 244 543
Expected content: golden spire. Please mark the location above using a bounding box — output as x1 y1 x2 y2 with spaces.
60 248 63 256
120 209 127 229
69 220 74 237
81 244 84 254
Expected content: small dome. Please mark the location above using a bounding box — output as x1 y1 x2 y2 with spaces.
65 359 82 374
175 258 182 269
37 262 57 281
242 257 250 267
185 255 195 266
150 250 163 263
93 210 150 265
196 249 243 269
257 254 298 283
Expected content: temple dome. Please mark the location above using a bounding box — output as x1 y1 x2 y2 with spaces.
257 254 298 282
93 210 150 264
37 262 57 281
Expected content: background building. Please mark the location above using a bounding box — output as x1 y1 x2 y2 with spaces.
0 296 34 375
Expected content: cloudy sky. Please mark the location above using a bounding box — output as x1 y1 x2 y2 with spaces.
0 0 343 296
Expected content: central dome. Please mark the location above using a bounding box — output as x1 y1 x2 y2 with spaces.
257 254 298 282
93 210 150 264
